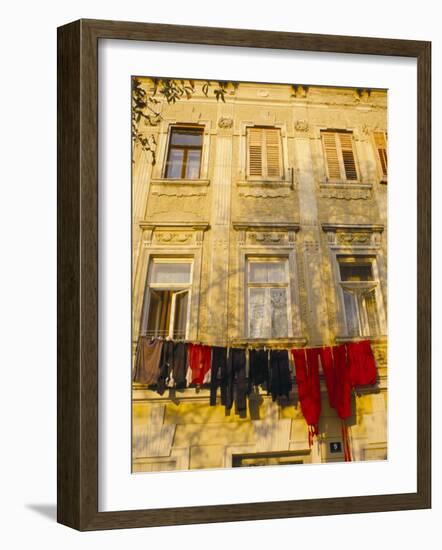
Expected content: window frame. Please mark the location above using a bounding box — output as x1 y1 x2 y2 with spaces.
336 255 383 338
246 126 284 181
245 257 293 339
321 129 360 183
163 125 204 180
373 130 388 182
142 258 194 339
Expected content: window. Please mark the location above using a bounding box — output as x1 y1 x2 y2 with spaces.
373 131 388 179
247 259 291 338
337 256 380 337
247 127 283 179
143 260 192 339
232 450 311 467
321 130 358 181
165 126 203 179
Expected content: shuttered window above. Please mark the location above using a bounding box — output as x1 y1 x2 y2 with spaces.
321 130 358 182
374 131 388 178
247 127 283 179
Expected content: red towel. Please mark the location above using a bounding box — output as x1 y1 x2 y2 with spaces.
347 340 377 387
292 348 321 446
188 344 212 384
319 346 336 409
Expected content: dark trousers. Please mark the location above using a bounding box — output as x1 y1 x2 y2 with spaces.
269 349 292 401
210 346 228 406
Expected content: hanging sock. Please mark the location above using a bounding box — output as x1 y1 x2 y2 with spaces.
346 340 377 387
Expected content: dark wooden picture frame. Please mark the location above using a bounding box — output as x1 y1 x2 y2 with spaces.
57 19 431 531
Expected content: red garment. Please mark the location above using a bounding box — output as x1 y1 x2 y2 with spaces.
319 346 336 409
332 345 352 421
347 340 377 387
188 344 212 384
291 348 321 446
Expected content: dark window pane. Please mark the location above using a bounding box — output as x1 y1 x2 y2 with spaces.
339 263 373 281
146 290 172 337
173 292 189 339
170 128 203 146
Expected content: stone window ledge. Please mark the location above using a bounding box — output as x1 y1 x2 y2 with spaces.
150 178 210 186
237 179 293 188
335 334 387 344
319 181 373 200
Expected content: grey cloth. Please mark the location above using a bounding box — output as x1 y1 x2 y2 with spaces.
133 337 163 385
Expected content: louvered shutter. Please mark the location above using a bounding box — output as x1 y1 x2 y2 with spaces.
322 132 341 180
265 128 282 178
374 131 388 177
339 132 358 180
248 127 282 178
248 127 263 176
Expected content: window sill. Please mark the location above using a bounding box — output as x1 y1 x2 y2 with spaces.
236 179 294 198
335 334 387 344
151 178 210 186
230 337 307 348
319 182 372 200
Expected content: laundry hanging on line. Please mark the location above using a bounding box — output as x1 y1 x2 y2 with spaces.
132 336 379 449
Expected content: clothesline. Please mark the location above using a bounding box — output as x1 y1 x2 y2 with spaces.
133 336 378 460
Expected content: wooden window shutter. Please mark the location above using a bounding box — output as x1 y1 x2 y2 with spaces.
338 132 358 180
322 131 341 180
248 127 264 176
248 127 282 178
374 131 388 177
265 128 282 178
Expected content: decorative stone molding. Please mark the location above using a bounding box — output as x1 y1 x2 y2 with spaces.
355 88 372 102
294 119 309 132
150 178 210 197
154 232 194 244
236 177 294 197
319 183 372 200
322 223 384 249
291 84 309 98
218 117 233 129
248 232 285 245
233 221 300 249
139 221 210 248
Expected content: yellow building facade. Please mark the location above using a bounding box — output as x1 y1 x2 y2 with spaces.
132 79 388 472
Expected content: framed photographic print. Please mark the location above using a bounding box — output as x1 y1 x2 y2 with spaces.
57 19 431 530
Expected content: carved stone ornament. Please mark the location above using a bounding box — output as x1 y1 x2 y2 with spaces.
291 84 309 98
218 117 233 129
154 232 193 244
238 187 290 198
320 184 371 200
248 232 284 244
294 119 309 132
337 232 371 245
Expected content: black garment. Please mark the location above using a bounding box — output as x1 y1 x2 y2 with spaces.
249 349 269 389
157 340 174 395
269 349 292 401
228 348 248 414
210 346 227 406
172 341 188 389
157 340 189 394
